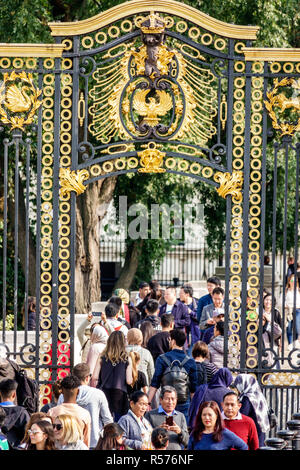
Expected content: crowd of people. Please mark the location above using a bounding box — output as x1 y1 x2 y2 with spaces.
2 276 296 452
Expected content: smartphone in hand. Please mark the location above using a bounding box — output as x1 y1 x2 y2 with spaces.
165 416 174 426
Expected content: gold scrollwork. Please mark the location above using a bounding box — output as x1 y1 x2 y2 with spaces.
264 77 300 136
138 142 166 173
59 168 89 196
215 171 243 200
0 71 42 130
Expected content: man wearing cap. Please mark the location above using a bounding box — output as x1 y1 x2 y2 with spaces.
202 308 225 345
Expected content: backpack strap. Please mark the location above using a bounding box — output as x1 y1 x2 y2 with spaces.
160 354 171 367
114 324 123 331
179 356 190 368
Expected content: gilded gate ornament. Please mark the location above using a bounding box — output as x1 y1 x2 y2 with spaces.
59 168 89 196
214 171 244 200
88 12 217 146
137 142 166 173
264 78 300 136
0 71 42 130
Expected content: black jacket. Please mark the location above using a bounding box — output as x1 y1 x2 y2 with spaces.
135 315 161 331
0 404 30 448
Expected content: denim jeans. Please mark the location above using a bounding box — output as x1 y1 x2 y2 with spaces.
175 400 190 423
286 308 300 344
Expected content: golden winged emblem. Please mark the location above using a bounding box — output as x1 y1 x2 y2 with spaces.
132 89 173 127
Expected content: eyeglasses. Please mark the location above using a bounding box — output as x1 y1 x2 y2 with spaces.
53 423 63 431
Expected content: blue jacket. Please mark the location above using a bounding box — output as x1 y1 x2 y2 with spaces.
188 428 248 450
150 349 198 394
118 411 152 450
196 294 213 322
159 300 190 329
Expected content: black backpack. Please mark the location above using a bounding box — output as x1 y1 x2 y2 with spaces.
160 355 190 404
7 359 39 415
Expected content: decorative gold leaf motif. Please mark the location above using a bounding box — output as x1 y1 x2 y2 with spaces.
137 142 166 173
214 171 243 200
0 71 42 130
133 89 173 126
59 168 89 196
264 77 300 136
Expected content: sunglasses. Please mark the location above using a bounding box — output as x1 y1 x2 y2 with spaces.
28 429 44 435
53 423 63 431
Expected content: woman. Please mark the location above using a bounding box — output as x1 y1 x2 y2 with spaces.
126 328 154 386
280 275 300 346
114 288 140 327
187 401 247 450
151 427 169 450
140 321 155 348
127 351 148 395
21 296 36 331
92 330 133 420
232 374 270 447
118 391 153 450
53 414 88 450
86 324 108 378
26 420 56 450
19 413 53 450
95 423 126 450
188 368 233 428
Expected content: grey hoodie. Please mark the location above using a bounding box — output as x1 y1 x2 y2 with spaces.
58 384 113 448
208 336 224 369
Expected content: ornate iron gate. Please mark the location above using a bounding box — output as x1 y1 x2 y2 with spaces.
0 0 299 424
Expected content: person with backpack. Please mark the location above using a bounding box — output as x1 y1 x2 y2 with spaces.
0 379 30 449
147 328 197 422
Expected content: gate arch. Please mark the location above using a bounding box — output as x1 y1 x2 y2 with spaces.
0 0 299 428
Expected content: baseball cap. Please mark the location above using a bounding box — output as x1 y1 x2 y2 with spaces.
213 308 225 318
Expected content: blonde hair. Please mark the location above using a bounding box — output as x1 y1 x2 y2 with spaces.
102 330 128 364
129 351 140 386
57 414 84 445
127 328 143 346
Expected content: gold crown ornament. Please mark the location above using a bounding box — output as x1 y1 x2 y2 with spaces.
140 11 166 34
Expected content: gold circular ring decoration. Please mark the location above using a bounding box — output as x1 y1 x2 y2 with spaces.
234 61 245 72
176 21 188 33
121 20 133 32
214 38 226 51
189 27 200 40
201 33 213 45
127 157 138 169
82 36 94 49
102 161 114 173
62 39 73 51
108 25 120 38
165 158 177 169
95 31 107 44
178 160 189 172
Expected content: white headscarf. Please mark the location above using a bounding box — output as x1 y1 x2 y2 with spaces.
90 324 108 346
233 373 270 433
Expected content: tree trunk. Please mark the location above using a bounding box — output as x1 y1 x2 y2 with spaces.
113 239 144 291
75 176 117 314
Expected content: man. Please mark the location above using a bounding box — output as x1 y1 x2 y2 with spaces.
222 391 259 450
202 308 225 344
135 282 150 306
148 328 197 422
136 299 161 331
159 286 190 330
101 302 129 337
199 286 224 331
48 374 91 448
147 313 174 363
179 284 200 347
57 363 113 449
0 379 29 449
145 386 189 450
196 276 221 323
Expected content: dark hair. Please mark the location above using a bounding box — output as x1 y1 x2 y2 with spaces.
212 287 224 296
27 420 56 450
108 296 122 309
0 406 6 427
181 284 193 297
192 401 224 443
151 427 169 449
146 299 159 315
160 385 177 399
95 423 124 450
105 303 119 318
73 363 90 382
61 375 81 391
139 282 149 289
216 320 224 336
52 380 62 401
0 379 17 399
192 341 209 359
170 328 186 347
263 292 276 307
149 280 160 290
207 277 221 286
140 321 154 348
130 390 148 404
166 286 176 293
223 391 240 402
161 313 174 328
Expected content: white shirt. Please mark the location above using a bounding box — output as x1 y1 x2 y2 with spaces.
221 411 242 420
